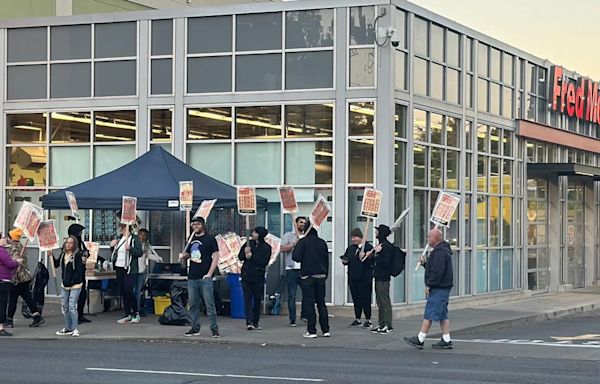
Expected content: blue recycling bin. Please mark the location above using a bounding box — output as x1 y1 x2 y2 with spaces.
226 273 245 319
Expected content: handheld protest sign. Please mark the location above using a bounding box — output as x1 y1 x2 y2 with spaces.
265 234 282 267
179 181 194 212
430 192 460 227
237 186 257 238
194 199 217 221
279 186 301 237
23 205 43 242
65 191 80 222
359 188 383 245
37 220 59 252
121 196 137 226
309 194 331 231
390 208 410 232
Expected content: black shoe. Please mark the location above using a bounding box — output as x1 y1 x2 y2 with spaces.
246 324 255 331
29 316 45 328
370 326 382 333
212 330 221 338
403 336 424 349
349 320 361 327
301 318 308 323
363 320 372 328
253 324 262 330
432 339 454 349
0 329 12 337
79 317 92 323
4 319 13 328
184 329 200 337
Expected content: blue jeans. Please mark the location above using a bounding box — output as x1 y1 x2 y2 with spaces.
133 273 145 313
187 278 218 332
61 287 81 331
286 269 303 322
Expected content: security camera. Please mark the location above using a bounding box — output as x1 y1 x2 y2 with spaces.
388 27 402 48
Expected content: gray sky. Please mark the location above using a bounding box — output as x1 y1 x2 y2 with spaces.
410 0 600 80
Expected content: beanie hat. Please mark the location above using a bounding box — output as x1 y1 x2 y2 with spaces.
9 228 23 241
254 226 268 241
350 228 363 238
68 223 85 237
375 224 391 239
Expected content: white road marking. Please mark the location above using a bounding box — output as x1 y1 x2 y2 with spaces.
86 368 325 382
454 338 600 349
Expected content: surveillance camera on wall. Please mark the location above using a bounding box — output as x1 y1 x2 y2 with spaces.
388 27 402 47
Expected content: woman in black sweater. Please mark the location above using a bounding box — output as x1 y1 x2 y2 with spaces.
238 226 271 330
52 235 85 337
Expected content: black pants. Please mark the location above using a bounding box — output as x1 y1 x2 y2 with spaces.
116 267 138 316
301 277 329 334
349 278 372 320
77 279 87 319
7 281 39 319
242 280 263 326
0 281 11 324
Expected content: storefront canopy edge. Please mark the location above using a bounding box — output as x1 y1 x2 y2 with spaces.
527 163 600 179
41 146 267 211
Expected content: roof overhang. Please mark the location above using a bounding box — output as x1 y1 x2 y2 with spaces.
527 162 600 179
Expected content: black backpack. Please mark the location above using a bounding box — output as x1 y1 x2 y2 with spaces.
390 246 406 277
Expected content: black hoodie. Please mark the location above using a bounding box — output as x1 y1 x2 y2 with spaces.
373 239 394 282
343 242 374 281
424 241 453 289
292 228 329 278
238 239 271 284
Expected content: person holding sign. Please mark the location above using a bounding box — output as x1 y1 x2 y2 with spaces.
280 216 307 327
369 225 394 335
404 228 454 350
340 228 374 329
110 224 143 325
292 221 330 339
179 216 221 338
52 236 85 337
5 228 45 328
136 229 163 315
238 226 271 331
68 224 92 324
0 235 19 337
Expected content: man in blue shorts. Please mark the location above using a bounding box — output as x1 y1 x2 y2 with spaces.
403 228 454 349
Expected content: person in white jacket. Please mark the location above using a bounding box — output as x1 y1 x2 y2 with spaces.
135 229 162 315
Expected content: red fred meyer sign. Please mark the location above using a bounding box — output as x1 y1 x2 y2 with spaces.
549 66 600 125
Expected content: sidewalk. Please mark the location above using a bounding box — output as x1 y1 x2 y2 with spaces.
6 289 600 351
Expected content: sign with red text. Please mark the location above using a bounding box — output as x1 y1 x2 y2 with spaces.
360 188 383 218
430 192 460 227
121 196 137 225
37 220 59 252
14 202 44 241
265 234 282 267
179 181 194 211
193 199 217 221
278 186 298 214
65 191 80 221
549 66 600 126
309 194 331 230
237 186 257 215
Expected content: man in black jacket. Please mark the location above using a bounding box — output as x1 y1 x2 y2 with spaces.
404 228 454 350
238 226 271 330
370 225 394 334
341 228 374 328
292 222 330 338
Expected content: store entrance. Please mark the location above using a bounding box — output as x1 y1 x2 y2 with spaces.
526 178 549 292
564 181 585 288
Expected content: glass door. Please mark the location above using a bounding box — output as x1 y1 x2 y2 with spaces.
566 182 585 288
526 178 549 292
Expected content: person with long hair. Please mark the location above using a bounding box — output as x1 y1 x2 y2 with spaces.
0 234 19 336
110 224 143 324
51 235 85 337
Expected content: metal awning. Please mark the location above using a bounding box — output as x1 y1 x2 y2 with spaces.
527 163 600 179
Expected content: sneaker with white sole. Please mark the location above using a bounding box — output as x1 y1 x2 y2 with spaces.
72 329 80 337
130 315 140 324
303 332 317 339
117 315 132 324
322 332 331 337
184 329 200 337
56 328 73 336
212 330 221 338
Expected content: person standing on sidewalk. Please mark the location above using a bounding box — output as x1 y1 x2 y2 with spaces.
110 224 143 324
52 236 85 337
136 228 163 315
0 235 19 337
341 228 374 329
238 226 271 330
5 228 45 328
369 225 394 334
179 216 220 338
280 217 307 327
404 228 454 350
68 223 92 324
292 222 330 338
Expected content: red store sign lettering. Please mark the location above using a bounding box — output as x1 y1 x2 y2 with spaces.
549 65 600 125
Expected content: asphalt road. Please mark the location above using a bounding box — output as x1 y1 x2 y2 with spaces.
2 311 600 384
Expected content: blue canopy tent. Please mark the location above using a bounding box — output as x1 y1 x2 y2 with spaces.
41 146 267 210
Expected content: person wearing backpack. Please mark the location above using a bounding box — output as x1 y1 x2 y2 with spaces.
369 224 394 334
341 228 374 329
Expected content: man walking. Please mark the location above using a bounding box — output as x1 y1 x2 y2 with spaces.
292 221 330 338
341 228 374 328
179 216 220 338
404 228 454 349
370 225 394 334
280 217 307 327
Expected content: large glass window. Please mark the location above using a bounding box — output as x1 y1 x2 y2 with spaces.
348 140 373 184
235 142 281 185
285 9 334 48
7 65 47 100
94 110 136 142
94 22 136 58
188 143 232 183
50 63 91 98
188 57 232 93
7 27 47 62
187 107 232 140
414 57 428 96
349 102 374 136
7 113 47 144
286 51 333 89
285 142 333 185
235 106 282 139
349 48 375 88
51 25 91 60
236 13 282 51
414 17 428 57
50 147 90 186
236 54 282 91
50 112 91 143
285 104 333 138
150 109 172 143
7 147 47 187
151 19 173 56
188 16 232 53
94 61 136 97
349 6 375 45
93 145 135 177
349 6 375 89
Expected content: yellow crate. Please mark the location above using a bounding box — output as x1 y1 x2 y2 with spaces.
153 296 170 315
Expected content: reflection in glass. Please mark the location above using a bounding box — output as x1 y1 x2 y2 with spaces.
7 113 47 144
465 195 472 245
236 106 281 139
430 147 442 188
236 13 282 51
477 156 487 192
7 147 47 186
447 68 460 105
413 109 427 142
349 102 375 136
465 121 472 150
490 82 501 116
286 51 333 90
477 78 487 112
502 198 512 246
349 6 375 45
285 141 333 185
395 141 406 185
413 144 427 187
414 57 428 95
490 126 500 154
94 110 136 142
431 63 443 100
465 154 472 191
285 104 333 138
476 197 487 246
477 124 487 152
150 109 172 142
188 16 232 54
286 9 334 48
393 8 407 50
430 113 443 145
236 54 282 91
349 48 375 87
447 117 459 147
446 150 459 190
490 158 500 194
503 160 513 195
466 38 473 71
413 190 427 248
490 196 500 246
50 112 91 143
348 139 373 183
188 107 231 140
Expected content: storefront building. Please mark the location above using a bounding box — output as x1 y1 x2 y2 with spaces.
1 0 599 306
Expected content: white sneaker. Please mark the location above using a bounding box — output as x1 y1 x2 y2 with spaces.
56 328 73 336
72 329 80 337
117 316 132 324
322 332 331 337
303 332 317 339
130 315 140 324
